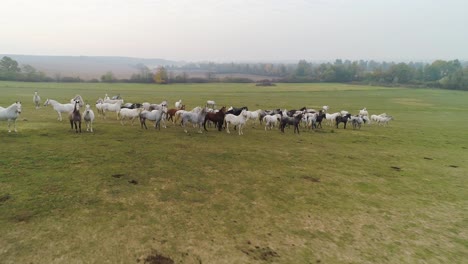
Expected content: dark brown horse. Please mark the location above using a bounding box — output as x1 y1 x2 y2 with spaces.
69 100 81 133
204 106 226 131
167 104 185 123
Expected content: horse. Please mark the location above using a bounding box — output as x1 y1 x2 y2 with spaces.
69 100 81 133
167 105 185 123
111 94 122 100
70 95 85 107
119 107 142 126
315 110 326 128
95 98 105 118
83 104 95 132
336 113 352 129
224 109 249 135
175 99 182 109
121 102 142 109
280 113 303 134
206 100 216 109
33 91 41 109
139 107 167 130
0 102 22 133
44 99 75 121
181 107 208 133
245 109 263 126
226 106 248 116
101 100 122 119
203 106 226 131
263 114 281 131
103 98 124 104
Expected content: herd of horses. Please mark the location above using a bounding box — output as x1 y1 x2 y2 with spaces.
1 92 393 134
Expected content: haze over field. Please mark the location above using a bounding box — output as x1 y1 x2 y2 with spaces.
2 0 468 62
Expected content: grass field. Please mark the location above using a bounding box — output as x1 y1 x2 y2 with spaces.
0 81 467 263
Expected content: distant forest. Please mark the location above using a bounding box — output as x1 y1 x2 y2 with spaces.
1 56 467 91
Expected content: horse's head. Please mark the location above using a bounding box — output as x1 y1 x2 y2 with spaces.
44 99 49 106
73 100 80 111
219 106 226 113
241 109 249 118
15 102 22 114
180 104 186 110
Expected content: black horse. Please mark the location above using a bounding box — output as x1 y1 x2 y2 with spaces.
315 110 326 129
226 106 248 116
280 113 303 134
336 113 352 129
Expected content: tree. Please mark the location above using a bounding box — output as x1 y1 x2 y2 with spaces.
101 71 116 83
388 63 414 84
0 56 20 80
153 66 168 84
295 60 312 77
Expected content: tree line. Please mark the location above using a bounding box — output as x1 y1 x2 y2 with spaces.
1 56 467 90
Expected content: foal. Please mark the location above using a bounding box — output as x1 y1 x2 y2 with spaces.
69 100 81 133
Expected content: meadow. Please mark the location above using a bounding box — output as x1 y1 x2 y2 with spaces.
0 81 467 263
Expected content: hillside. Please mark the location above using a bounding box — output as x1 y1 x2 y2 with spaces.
1 54 182 80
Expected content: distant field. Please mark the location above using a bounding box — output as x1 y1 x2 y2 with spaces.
0 81 467 263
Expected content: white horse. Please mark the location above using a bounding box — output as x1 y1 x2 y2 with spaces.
33 91 41 109
325 112 341 126
103 98 124 104
263 114 281 131
44 99 74 121
225 110 249 135
181 107 208 133
140 107 167 130
246 109 262 126
101 100 123 119
118 108 142 126
359 107 369 116
71 95 85 107
175 99 182 109
95 98 105 118
0 102 22 133
206 100 216 109
82 104 95 132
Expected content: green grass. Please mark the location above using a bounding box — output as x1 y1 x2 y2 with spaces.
0 81 467 263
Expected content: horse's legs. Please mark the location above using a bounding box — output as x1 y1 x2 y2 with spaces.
78 121 81 133
198 122 203 133
226 123 230 134
58 112 62 121
70 120 74 129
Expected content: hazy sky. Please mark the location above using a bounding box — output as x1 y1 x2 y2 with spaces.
2 0 467 62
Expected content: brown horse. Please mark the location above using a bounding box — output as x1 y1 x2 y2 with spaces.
167 104 185 123
69 100 81 133
204 106 226 131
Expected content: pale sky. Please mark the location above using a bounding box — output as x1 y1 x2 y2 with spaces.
1 0 467 62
